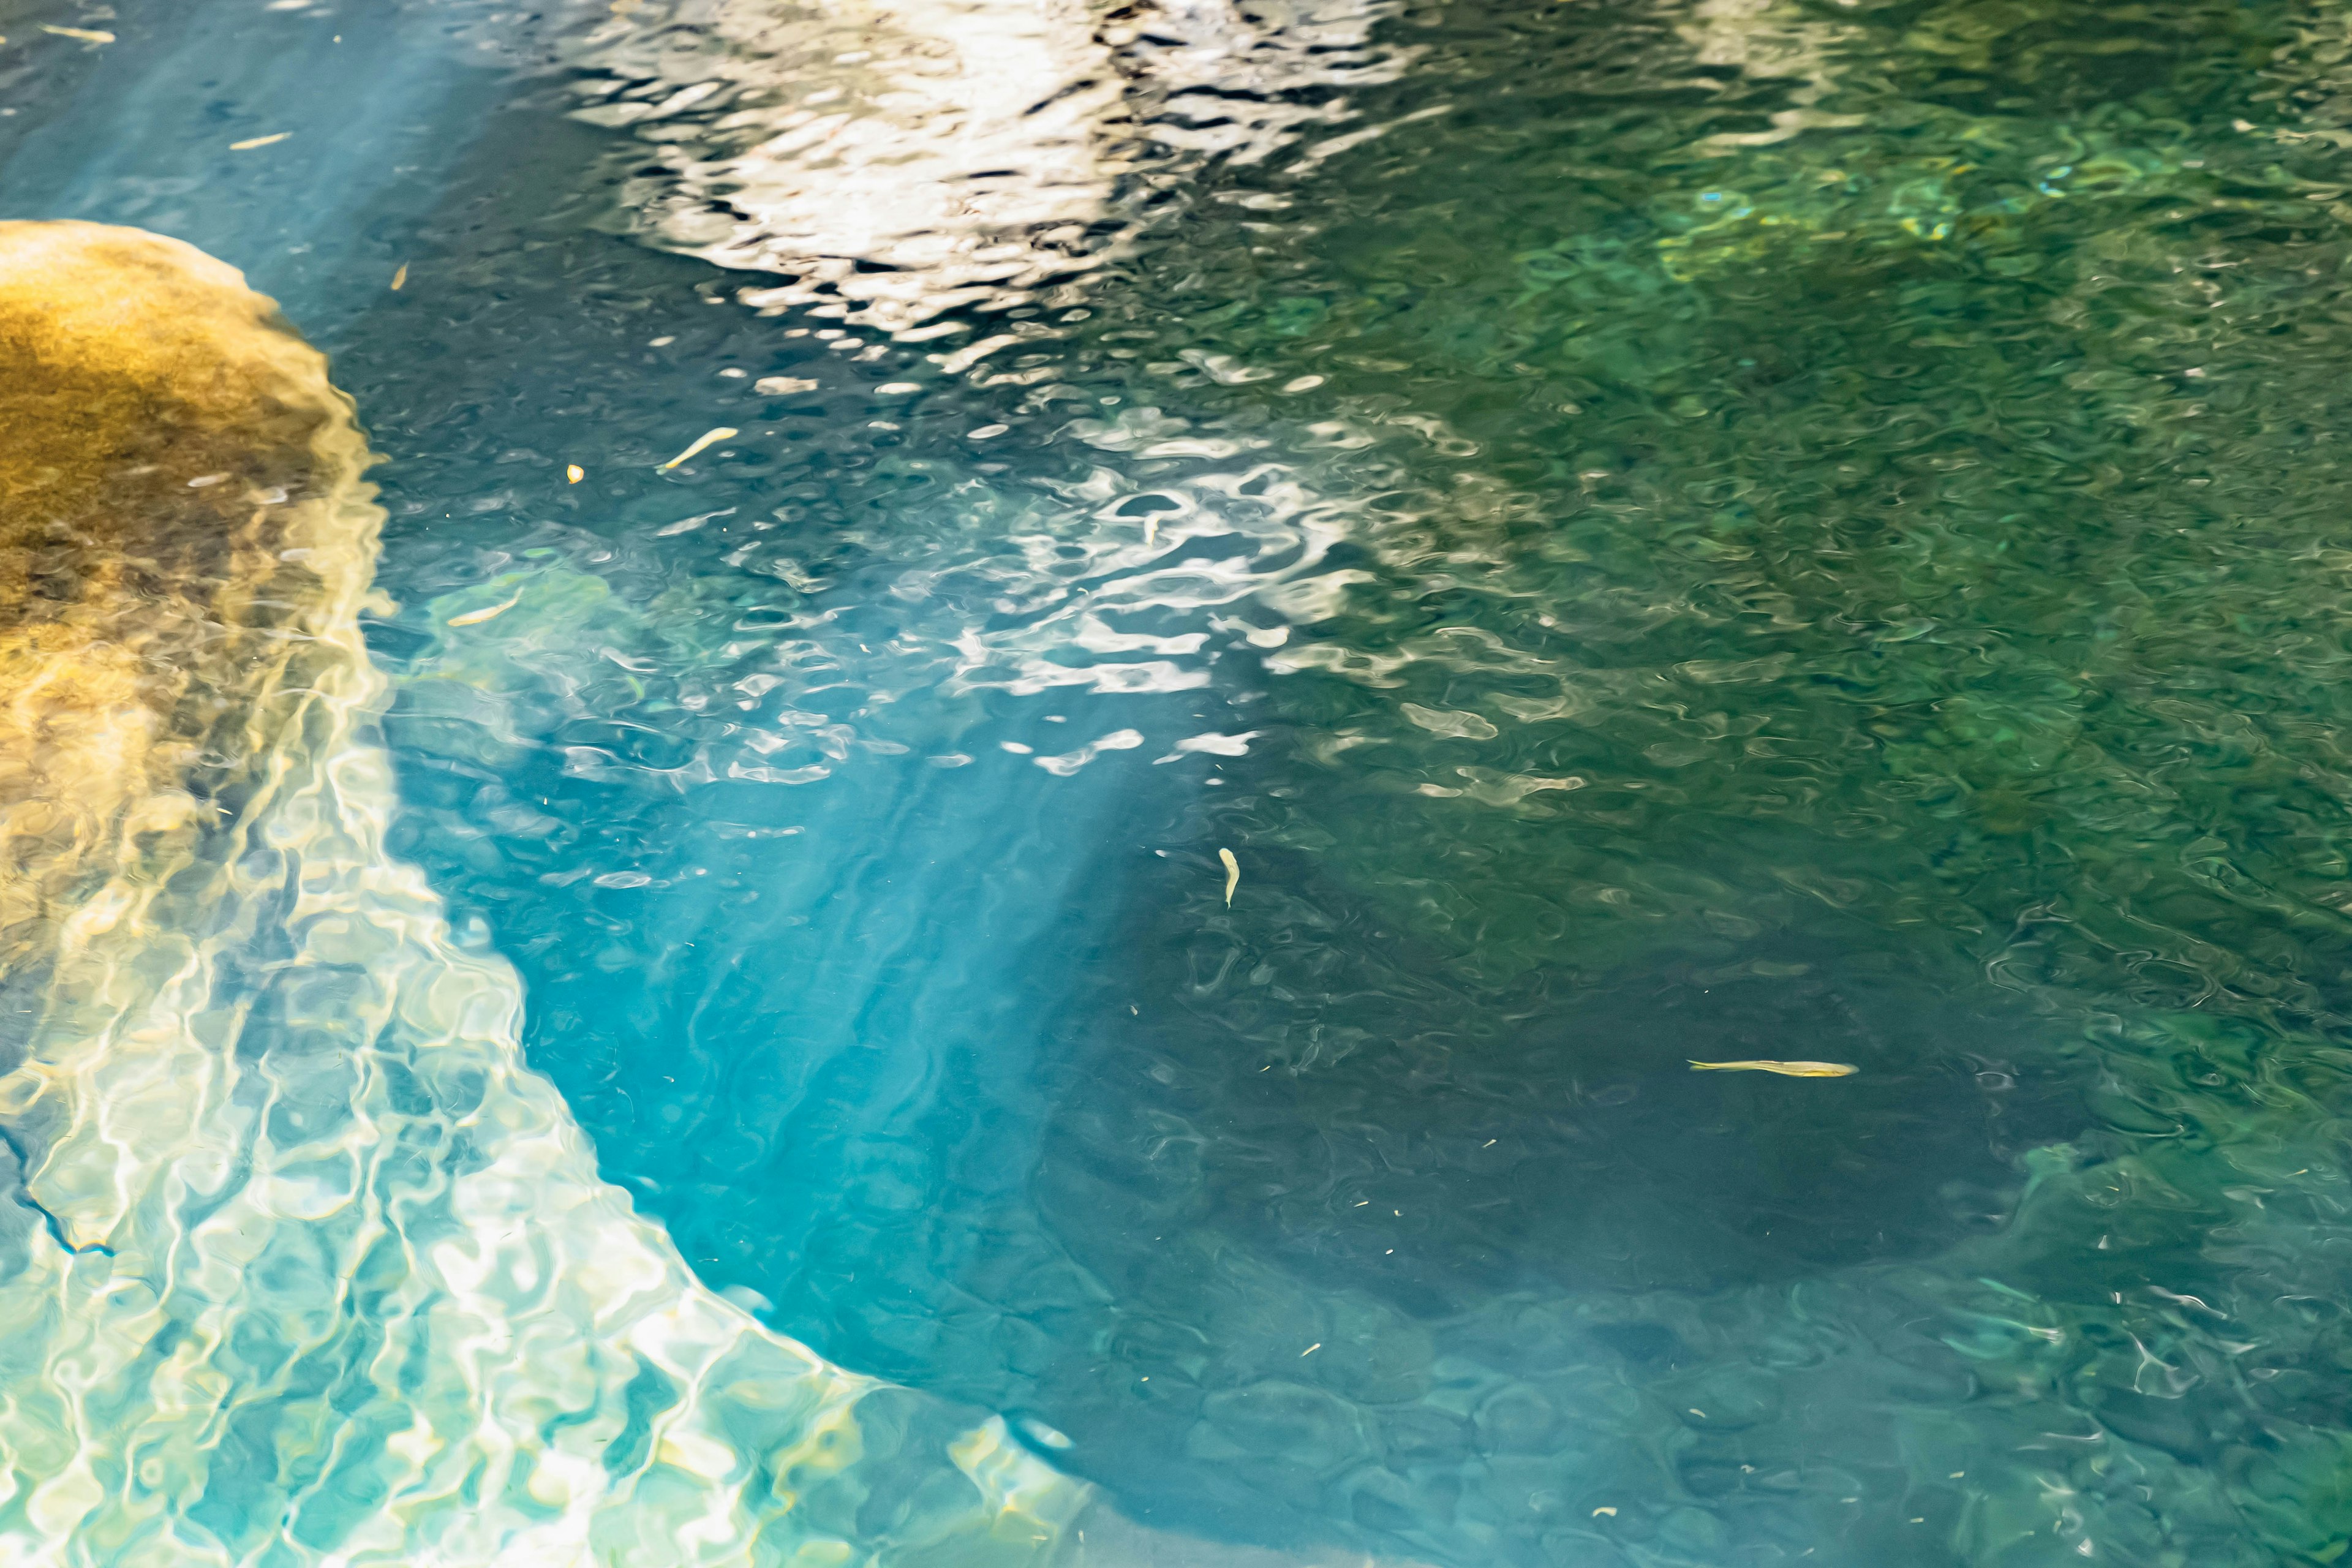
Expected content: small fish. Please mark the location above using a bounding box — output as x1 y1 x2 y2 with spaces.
41 24 114 42
230 132 292 151
390 262 409 290
446 590 523 628
1219 847 1239 907
1689 1059 1858 1078
565 464 584 484
658 426 737 471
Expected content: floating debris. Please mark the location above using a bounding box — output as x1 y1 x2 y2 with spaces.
40 24 113 42
654 507 733 537
658 426 736 470
390 262 408 290
230 132 292 151
1219 848 1239 907
446 590 523 628
565 464 584 484
1689 1059 1858 1078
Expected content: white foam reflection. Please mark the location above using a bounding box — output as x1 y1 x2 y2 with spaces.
570 0 1408 330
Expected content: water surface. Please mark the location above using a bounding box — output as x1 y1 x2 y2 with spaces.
9 0 2352 1562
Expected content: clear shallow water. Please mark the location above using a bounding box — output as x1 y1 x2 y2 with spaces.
11 0 2352 1562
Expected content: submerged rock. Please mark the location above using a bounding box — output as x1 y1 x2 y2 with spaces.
0 221 374 975
0 221 1199 1568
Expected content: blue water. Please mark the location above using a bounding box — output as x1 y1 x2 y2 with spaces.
17 0 2352 1561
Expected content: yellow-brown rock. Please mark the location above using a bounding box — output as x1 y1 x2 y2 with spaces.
0 222 377 974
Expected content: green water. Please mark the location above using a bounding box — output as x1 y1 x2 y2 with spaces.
948 0 2352 1559
373 0 2352 1560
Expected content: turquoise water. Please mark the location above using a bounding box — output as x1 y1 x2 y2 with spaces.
12 0 2352 1561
